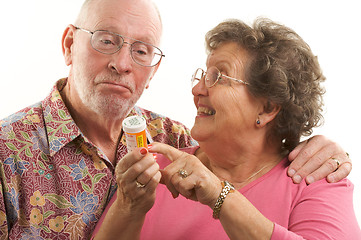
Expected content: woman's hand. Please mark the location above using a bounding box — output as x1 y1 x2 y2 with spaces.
115 147 161 216
149 142 222 208
288 135 352 184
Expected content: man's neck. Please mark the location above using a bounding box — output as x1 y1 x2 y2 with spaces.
60 80 125 164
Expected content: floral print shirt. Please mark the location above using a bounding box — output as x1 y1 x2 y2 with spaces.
0 79 197 239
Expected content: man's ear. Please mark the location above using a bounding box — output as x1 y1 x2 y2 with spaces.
62 25 76 66
145 58 162 89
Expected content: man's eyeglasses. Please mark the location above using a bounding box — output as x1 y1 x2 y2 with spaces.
191 66 249 88
75 26 165 67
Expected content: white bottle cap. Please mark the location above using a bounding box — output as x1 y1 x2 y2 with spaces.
122 116 146 134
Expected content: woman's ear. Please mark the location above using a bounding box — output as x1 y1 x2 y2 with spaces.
62 25 76 66
257 100 281 127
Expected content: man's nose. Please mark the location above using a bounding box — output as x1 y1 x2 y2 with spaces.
109 43 134 73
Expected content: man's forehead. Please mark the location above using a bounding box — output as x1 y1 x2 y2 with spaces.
95 22 159 44
84 0 162 44
85 0 160 24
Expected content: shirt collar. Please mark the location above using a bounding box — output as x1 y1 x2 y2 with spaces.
42 78 82 156
42 79 152 157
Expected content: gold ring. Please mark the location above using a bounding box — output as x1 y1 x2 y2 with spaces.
331 158 340 169
178 169 189 178
135 180 146 188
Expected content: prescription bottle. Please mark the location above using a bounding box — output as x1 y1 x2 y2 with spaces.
122 116 148 152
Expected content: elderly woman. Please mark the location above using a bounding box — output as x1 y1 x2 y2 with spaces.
93 18 360 239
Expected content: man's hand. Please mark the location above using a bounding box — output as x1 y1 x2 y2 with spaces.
115 147 161 215
288 135 352 184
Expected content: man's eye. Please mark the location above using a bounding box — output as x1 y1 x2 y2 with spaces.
101 39 114 45
133 43 150 56
135 49 147 55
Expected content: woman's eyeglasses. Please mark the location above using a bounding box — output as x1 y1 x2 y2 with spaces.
191 66 249 88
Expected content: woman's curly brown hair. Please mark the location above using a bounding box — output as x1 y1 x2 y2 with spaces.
205 18 325 151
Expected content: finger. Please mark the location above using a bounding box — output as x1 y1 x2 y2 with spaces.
128 167 161 194
303 157 340 184
148 142 185 162
172 169 197 199
118 164 161 199
143 170 162 193
121 153 157 185
290 146 331 183
288 135 328 177
117 170 161 214
161 158 195 197
163 167 197 200
115 150 155 191
136 161 160 188
288 140 307 163
161 164 189 198
116 147 149 173
161 170 180 198
305 151 351 184
326 162 352 183
157 149 193 199
175 176 198 201
290 139 350 184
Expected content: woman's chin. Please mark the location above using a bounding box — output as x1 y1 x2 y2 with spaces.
191 124 211 142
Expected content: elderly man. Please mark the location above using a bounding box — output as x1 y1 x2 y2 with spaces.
0 0 351 239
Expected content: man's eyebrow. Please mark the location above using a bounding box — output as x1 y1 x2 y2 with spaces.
96 27 158 45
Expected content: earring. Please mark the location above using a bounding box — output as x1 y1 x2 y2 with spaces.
256 119 261 125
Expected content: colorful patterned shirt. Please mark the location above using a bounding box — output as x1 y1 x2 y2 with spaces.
0 78 197 239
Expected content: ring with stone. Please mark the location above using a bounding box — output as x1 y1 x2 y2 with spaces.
178 169 189 178
136 180 146 188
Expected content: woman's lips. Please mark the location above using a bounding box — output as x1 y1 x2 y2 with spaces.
197 106 216 116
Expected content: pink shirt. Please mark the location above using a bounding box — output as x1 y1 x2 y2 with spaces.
94 147 361 239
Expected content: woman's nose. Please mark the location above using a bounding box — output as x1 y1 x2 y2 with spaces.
192 77 208 97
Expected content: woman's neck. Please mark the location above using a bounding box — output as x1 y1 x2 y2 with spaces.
196 139 285 189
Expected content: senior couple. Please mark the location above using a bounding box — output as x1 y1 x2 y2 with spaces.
0 0 359 239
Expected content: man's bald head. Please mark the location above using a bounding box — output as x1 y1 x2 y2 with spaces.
75 0 162 39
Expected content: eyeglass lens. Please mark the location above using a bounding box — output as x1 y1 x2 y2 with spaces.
205 67 220 87
191 68 204 88
91 30 162 66
191 67 220 88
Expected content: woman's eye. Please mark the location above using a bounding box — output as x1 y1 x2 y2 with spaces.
218 76 226 83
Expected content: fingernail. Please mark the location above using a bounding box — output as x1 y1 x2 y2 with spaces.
147 144 153 150
153 153 157 160
293 175 301 183
288 168 296 176
140 148 148 155
306 176 314 184
328 175 335 183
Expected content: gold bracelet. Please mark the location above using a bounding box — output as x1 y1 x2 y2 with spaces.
212 181 235 219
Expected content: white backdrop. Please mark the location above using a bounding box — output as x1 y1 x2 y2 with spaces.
1 0 360 225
